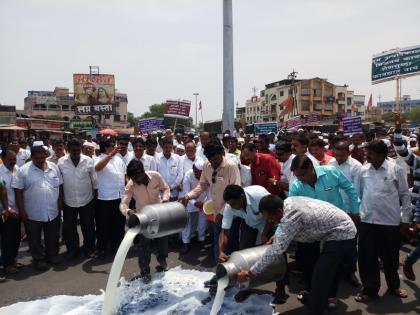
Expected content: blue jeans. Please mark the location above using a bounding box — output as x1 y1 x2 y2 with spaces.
406 243 420 266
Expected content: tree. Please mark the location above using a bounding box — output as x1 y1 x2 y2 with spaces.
403 108 420 123
127 112 136 127
140 103 165 119
382 112 394 123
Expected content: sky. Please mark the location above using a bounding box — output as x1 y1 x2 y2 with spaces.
1 0 420 121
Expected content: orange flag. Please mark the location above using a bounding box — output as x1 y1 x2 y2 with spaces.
279 95 294 117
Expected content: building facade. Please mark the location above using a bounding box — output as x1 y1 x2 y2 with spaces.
244 78 366 125
378 95 420 113
23 87 128 129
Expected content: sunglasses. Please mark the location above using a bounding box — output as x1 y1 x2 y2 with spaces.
212 170 217 184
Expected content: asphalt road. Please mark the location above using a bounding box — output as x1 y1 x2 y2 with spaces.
0 235 419 315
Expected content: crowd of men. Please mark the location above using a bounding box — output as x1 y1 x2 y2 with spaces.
0 123 419 314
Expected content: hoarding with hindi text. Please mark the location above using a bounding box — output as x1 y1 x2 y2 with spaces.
73 74 115 106
138 118 165 132
343 116 362 136
254 122 278 135
164 100 191 119
372 45 420 83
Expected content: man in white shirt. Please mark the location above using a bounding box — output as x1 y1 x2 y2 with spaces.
356 140 411 302
17 139 31 167
116 135 134 166
289 134 319 187
275 142 295 194
156 139 183 201
0 149 21 274
145 137 161 163
94 138 127 259
58 139 98 258
329 140 362 287
179 161 208 254
47 139 66 165
182 141 202 176
131 138 157 171
196 131 210 161
12 145 63 271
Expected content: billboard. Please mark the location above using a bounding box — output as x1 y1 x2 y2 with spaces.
254 122 278 135
164 99 191 119
372 45 420 83
305 112 321 125
75 104 114 115
343 116 362 136
284 116 302 129
73 74 115 106
138 118 165 133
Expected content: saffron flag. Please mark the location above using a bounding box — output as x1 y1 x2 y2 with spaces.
367 93 372 111
279 95 294 117
198 101 202 111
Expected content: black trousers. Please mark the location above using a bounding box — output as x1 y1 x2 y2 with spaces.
63 201 95 252
95 199 125 251
296 241 321 291
138 235 168 275
26 215 60 262
0 216 21 267
358 222 401 296
308 239 354 315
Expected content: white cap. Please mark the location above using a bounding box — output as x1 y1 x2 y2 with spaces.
176 144 185 150
83 141 95 148
33 141 44 147
194 160 204 171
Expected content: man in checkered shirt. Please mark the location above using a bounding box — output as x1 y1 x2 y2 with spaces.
237 195 357 315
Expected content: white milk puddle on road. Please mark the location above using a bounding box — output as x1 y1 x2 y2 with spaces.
0 267 273 315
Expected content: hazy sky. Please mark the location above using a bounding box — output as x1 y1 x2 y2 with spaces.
1 0 420 120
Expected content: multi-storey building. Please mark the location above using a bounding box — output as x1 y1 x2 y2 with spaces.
378 95 420 113
24 87 128 129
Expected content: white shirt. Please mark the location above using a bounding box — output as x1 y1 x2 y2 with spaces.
222 185 270 241
58 154 98 208
182 155 203 176
329 156 362 212
0 164 19 211
179 169 208 212
196 143 208 161
16 148 30 167
131 154 157 172
12 161 63 222
240 164 252 187
280 154 296 183
359 159 412 226
156 153 183 198
95 154 126 200
117 151 134 166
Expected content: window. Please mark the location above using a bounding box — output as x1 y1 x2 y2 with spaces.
301 88 310 96
313 89 321 96
105 114 110 119
114 115 120 122
314 102 322 111
280 91 284 97
301 101 310 111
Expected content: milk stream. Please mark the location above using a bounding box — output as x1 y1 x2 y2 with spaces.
102 227 140 315
209 276 229 315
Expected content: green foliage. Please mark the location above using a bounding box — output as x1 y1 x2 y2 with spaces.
127 112 136 127
403 108 420 122
140 104 166 119
382 112 394 122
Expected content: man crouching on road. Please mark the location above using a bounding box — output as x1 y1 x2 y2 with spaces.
237 195 357 315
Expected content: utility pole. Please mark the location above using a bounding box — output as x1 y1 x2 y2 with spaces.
287 69 298 117
252 86 258 97
222 0 234 133
193 92 199 128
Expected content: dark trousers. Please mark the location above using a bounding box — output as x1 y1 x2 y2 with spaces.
63 201 95 252
26 215 60 262
0 216 21 267
138 234 168 275
95 199 125 251
341 237 358 274
308 239 354 315
358 222 401 296
297 241 321 291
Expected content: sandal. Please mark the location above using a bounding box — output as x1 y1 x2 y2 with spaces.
388 288 408 298
354 292 378 303
327 298 338 309
5 265 18 274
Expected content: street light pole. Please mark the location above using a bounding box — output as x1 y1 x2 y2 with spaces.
193 92 199 128
223 0 234 133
